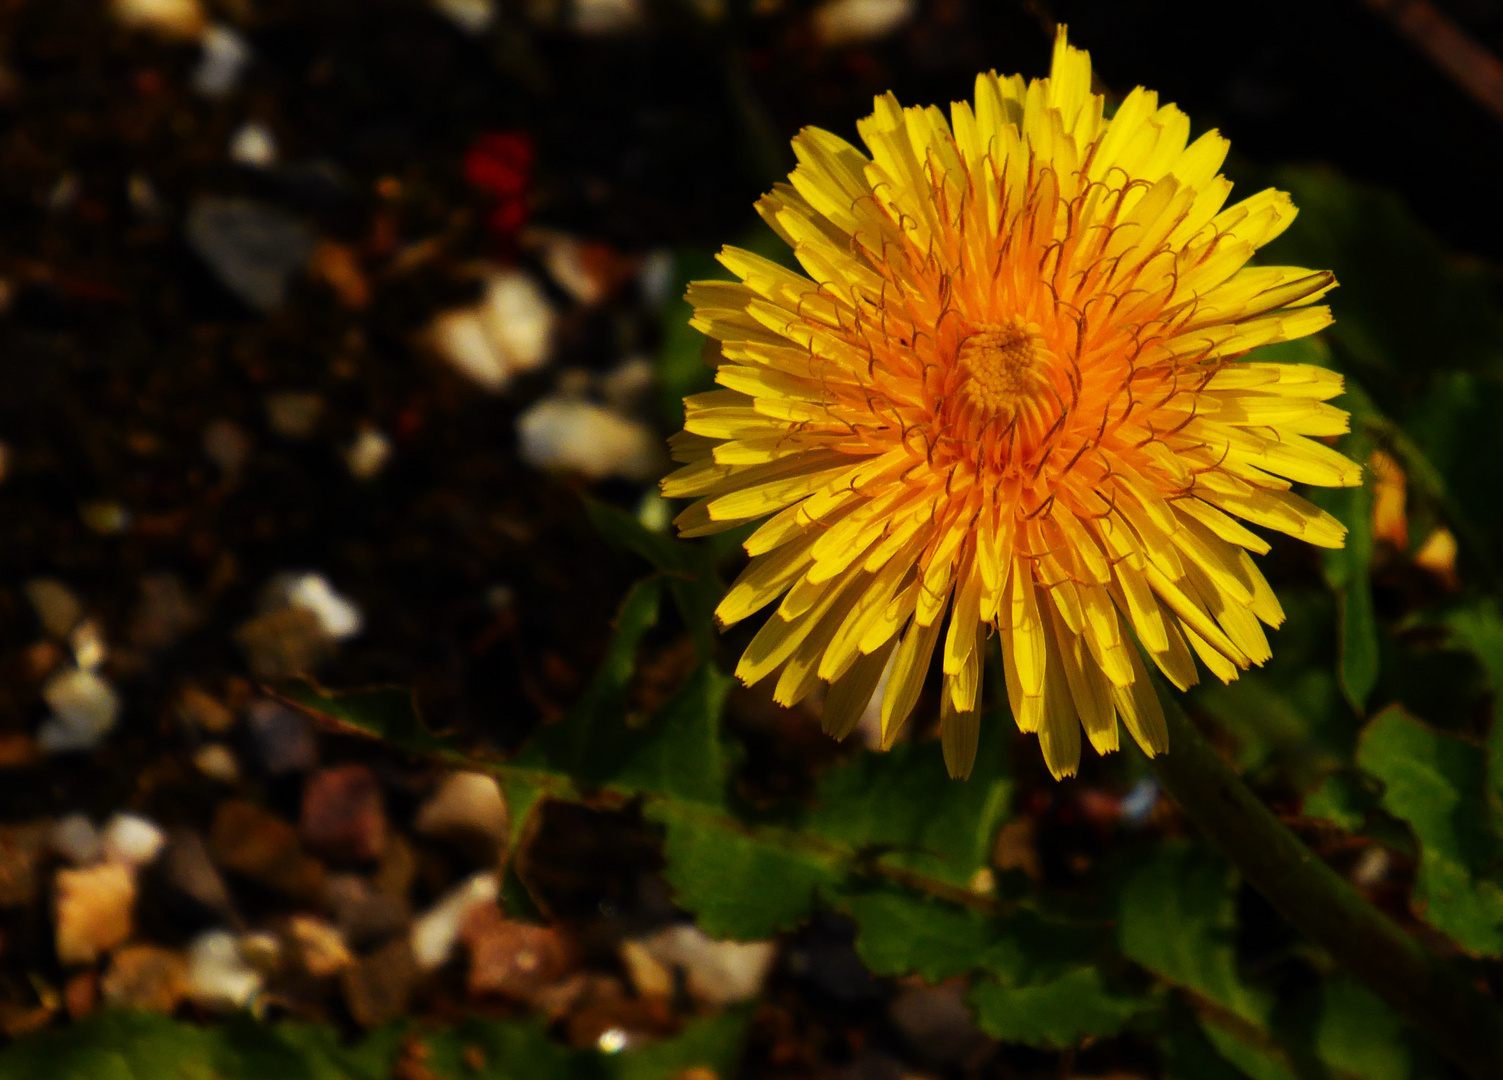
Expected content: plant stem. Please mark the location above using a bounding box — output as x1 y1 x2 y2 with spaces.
1149 704 1503 1080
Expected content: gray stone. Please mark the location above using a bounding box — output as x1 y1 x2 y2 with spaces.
185 196 314 313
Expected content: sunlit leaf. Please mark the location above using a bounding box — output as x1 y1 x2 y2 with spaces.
1117 842 1273 1028
1356 705 1503 956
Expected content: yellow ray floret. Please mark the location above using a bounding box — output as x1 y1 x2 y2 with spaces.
662 27 1359 781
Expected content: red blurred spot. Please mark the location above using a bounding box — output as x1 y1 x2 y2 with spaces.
464 132 534 249
134 69 166 97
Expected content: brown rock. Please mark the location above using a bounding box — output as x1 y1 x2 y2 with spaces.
302 765 386 863
101 944 189 1012
460 904 570 1001
54 863 135 965
177 686 235 735
64 970 97 1020
341 936 417 1028
372 834 416 898
210 800 325 903
234 606 334 678
0 822 49 907
289 915 353 977
325 874 410 947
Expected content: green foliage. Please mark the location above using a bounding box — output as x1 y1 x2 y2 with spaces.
968 968 1142 1049
1117 843 1272 1029
0 1011 747 1080
1356 706 1503 956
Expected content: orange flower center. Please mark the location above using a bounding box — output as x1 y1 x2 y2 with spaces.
956 316 1054 422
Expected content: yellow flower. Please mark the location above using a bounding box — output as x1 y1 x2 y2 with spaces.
662 29 1360 779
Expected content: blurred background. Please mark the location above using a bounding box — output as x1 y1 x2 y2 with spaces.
1 0 1502 1077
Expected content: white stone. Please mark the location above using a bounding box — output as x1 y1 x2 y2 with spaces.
477 270 554 377
193 24 252 96
24 578 81 637
50 814 103 867
538 232 603 304
415 772 509 846
433 0 494 34
193 744 241 784
69 619 107 672
430 269 555 393
410 871 498 971
572 0 643 33
187 930 263 1010
111 0 205 38
638 924 776 1005
637 249 675 309
102 814 166 869
38 668 120 753
516 398 660 482
286 573 363 640
813 0 913 44
228 122 277 168
345 427 392 480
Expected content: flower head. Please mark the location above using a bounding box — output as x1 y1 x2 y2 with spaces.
662 29 1360 779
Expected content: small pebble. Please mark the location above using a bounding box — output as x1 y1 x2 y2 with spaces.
289 915 353 977
342 936 417 1028
111 0 205 38
209 800 325 904
517 398 661 482
635 924 776 1006
186 197 314 313
410 871 499 971
430 269 555 392
637 249 674 309
228 122 277 168
69 619 106 671
187 930 262 1010
285 573 363 639
78 500 129 535
101 813 166 869
264 391 324 439
462 905 570 1000
0 823 49 907
239 931 282 974
193 744 241 784
54 863 136 965
812 0 913 44
344 426 392 480
599 356 655 414
129 573 201 650
38 668 120 753
178 686 236 735
234 606 334 678
247 699 318 773
415 771 509 851
889 982 990 1066
161 830 234 919
202 418 251 475
300 764 387 863
101 945 189 1013
432 0 494 33
571 0 643 33
192 23 252 96
23 578 81 638
326 874 411 947
50 814 103 867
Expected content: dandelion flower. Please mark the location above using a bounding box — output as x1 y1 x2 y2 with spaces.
662 29 1360 779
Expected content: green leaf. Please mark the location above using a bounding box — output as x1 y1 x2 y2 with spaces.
807 719 1011 886
1314 976 1423 1080
1445 603 1503 808
277 680 462 759
1198 1024 1297 1080
1302 771 1374 833
840 886 1105 986
421 1018 602 1079
583 497 722 657
1355 705 1503 956
1117 842 1273 1028
612 1009 752 1080
647 799 845 939
609 661 736 806
968 967 1142 1049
